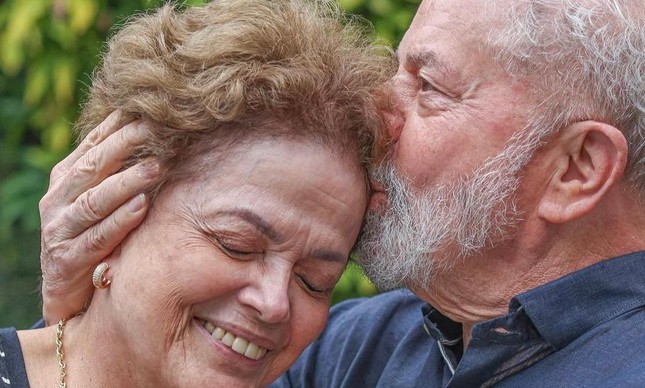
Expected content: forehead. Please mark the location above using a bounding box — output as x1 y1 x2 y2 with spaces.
397 0 516 93
182 139 363 198
154 139 367 245
402 0 507 56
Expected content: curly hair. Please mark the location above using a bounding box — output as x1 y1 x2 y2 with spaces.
77 0 394 189
487 0 645 193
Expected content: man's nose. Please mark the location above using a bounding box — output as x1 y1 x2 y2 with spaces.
380 81 406 143
385 108 405 143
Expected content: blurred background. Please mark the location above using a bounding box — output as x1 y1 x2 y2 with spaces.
0 0 420 328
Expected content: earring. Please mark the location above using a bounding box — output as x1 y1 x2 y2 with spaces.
92 262 112 289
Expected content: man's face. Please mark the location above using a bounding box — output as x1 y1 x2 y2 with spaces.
360 0 545 290
388 0 531 189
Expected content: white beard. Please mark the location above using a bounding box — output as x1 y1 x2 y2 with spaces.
358 127 546 291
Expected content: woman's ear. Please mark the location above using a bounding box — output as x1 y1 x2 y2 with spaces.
537 121 627 223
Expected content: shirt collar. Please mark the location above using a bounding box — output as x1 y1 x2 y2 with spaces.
421 251 645 352
512 251 645 350
422 304 462 345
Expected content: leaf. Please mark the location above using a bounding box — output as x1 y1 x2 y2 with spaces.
0 38 24 75
0 0 49 73
48 118 73 152
367 0 396 16
0 168 45 231
25 145 64 170
183 0 208 6
23 60 50 106
53 57 76 104
68 0 99 34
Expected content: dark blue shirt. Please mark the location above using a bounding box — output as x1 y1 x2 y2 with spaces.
0 327 29 388
271 252 645 387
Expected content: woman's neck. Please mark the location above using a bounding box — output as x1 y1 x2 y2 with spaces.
17 324 61 387
19 314 126 388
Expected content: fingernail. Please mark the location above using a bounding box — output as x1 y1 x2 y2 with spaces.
127 193 146 213
138 120 150 132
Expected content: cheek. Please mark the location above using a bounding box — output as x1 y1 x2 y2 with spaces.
289 297 329 354
394 119 443 183
266 296 330 381
394 114 490 186
148 229 247 302
165 254 243 304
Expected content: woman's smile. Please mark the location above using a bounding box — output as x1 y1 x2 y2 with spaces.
102 139 368 386
196 318 270 361
21 0 392 385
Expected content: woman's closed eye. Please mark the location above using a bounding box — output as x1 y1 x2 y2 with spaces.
215 238 262 259
297 274 334 298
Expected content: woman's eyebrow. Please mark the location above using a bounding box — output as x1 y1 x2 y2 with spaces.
310 248 348 264
213 210 347 263
217 209 284 243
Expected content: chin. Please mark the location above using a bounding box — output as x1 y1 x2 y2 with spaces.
161 317 274 387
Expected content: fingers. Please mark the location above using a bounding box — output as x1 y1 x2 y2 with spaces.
49 110 124 183
42 284 94 325
55 120 151 205
80 193 148 256
39 111 161 324
63 160 160 235
41 193 150 323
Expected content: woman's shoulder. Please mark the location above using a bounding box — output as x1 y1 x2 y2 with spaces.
0 327 30 388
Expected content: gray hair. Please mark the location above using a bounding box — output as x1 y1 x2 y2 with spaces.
487 0 645 191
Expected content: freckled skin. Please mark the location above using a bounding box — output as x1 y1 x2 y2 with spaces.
93 139 368 387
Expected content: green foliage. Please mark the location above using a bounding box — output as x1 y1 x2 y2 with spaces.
0 0 419 328
338 0 419 45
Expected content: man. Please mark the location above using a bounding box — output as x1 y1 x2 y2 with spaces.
39 0 645 386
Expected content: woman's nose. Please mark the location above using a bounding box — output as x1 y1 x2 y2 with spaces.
239 269 291 324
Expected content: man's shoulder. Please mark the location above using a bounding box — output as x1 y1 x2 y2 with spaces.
272 290 443 388
328 289 426 330
318 289 428 351
498 314 645 387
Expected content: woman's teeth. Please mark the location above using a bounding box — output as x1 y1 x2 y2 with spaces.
204 321 268 361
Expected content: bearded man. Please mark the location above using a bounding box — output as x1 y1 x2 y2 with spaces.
38 0 645 386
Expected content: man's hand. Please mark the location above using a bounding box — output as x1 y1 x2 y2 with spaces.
39 111 160 323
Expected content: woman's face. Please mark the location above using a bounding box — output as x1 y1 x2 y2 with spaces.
103 139 368 387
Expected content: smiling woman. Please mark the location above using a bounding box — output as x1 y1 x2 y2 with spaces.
0 0 394 386
91 139 367 386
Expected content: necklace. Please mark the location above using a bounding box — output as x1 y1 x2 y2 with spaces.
56 318 67 388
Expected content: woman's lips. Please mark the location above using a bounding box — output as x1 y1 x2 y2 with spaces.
200 320 269 361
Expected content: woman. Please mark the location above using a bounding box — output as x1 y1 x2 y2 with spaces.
1 0 393 386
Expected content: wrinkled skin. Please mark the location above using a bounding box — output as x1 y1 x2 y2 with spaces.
40 111 160 322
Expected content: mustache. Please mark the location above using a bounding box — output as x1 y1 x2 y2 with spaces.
358 124 546 291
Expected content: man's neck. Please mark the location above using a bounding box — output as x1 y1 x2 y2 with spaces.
412 209 645 347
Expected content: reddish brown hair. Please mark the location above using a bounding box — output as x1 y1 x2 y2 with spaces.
77 0 394 189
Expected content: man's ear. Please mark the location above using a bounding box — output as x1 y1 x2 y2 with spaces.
538 121 627 223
